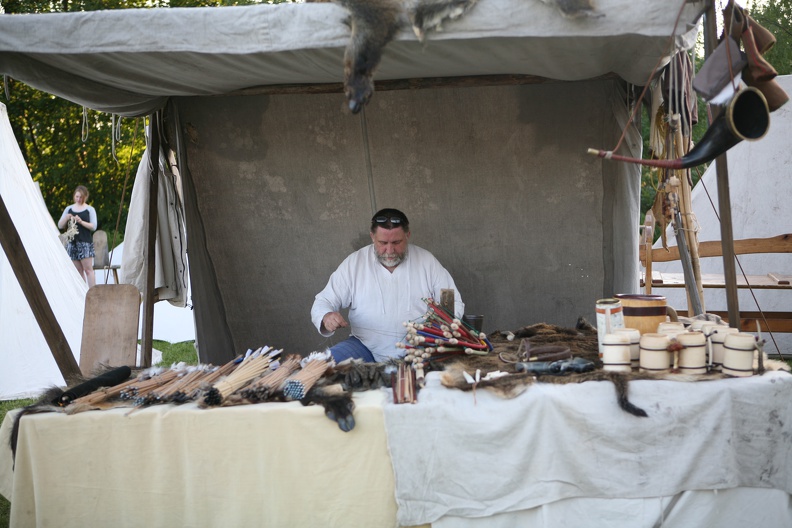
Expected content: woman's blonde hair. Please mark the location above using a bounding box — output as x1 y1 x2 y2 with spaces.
75 185 89 200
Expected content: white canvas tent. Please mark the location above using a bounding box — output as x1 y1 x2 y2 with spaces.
0 103 87 400
652 75 792 356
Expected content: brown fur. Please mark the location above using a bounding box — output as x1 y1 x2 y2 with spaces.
488 318 602 366
337 0 404 113
309 0 479 112
439 359 734 417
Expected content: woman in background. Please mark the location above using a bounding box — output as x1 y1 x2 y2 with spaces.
58 185 97 287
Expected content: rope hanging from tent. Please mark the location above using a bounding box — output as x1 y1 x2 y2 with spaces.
102 117 141 285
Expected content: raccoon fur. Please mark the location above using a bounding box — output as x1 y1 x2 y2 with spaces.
309 0 479 112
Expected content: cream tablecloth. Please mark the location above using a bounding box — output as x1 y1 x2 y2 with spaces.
0 390 406 528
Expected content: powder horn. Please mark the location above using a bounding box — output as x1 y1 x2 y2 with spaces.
588 87 770 169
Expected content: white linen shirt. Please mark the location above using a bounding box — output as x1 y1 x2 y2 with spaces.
311 244 464 362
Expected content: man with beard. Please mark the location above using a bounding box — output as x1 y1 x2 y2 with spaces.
311 208 464 363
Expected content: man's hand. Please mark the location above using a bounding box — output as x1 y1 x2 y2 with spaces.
322 312 349 333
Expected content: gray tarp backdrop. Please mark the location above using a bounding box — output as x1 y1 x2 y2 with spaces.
0 0 707 363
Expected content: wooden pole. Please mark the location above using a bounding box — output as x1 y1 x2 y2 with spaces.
673 124 705 312
0 193 81 381
140 112 160 368
704 1 740 328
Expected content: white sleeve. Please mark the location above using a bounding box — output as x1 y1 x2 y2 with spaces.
87 206 98 231
310 257 354 336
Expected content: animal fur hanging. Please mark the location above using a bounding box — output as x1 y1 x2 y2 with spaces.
309 0 480 113
539 0 601 19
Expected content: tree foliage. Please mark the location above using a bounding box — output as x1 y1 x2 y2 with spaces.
1 0 293 245
749 0 792 75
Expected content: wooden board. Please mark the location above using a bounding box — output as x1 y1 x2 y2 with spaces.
640 234 792 265
676 310 792 334
79 284 141 376
641 272 792 290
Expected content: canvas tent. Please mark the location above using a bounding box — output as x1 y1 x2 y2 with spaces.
0 103 88 400
0 0 710 365
651 75 792 356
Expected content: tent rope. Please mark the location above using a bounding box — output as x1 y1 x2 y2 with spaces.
105 117 141 282
111 114 124 163
81 106 89 142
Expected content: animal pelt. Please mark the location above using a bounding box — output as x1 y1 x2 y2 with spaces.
324 358 396 391
8 387 67 469
8 366 135 467
539 0 602 19
408 0 480 41
440 362 728 418
301 383 357 432
308 0 479 113
488 317 602 366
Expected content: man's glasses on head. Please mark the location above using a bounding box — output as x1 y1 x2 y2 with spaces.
374 216 403 224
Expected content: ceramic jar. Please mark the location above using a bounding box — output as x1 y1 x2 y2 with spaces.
722 332 757 377
613 327 641 369
601 333 632 372
709 327 740 371
677 331 707 374
639 333 671 373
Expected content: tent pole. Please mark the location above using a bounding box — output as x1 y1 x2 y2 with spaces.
704 1 740 328
140 111 161 367
0 193 81 381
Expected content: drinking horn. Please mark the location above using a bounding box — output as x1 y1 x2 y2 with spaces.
588 87 770 169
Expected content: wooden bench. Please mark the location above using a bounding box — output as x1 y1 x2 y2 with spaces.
640 234 792 333
93 229 121 284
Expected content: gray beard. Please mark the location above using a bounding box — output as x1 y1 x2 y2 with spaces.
377 247 408 268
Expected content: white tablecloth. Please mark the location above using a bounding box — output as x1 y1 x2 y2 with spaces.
383 370 792 526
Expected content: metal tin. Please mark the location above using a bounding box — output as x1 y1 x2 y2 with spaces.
595 298 624 356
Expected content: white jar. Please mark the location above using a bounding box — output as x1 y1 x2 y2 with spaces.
698 323 721 366
613 327 641 369
657 321 686 336
722 332 757 377
710 327 740 371
601 333 632 372
677 331 707 374
639 333 670 373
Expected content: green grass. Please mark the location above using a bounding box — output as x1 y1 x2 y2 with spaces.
1 398 33 527
152 339 199 368
0 341 197 527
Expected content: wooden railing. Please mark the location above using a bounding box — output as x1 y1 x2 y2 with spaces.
640 234 792 333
